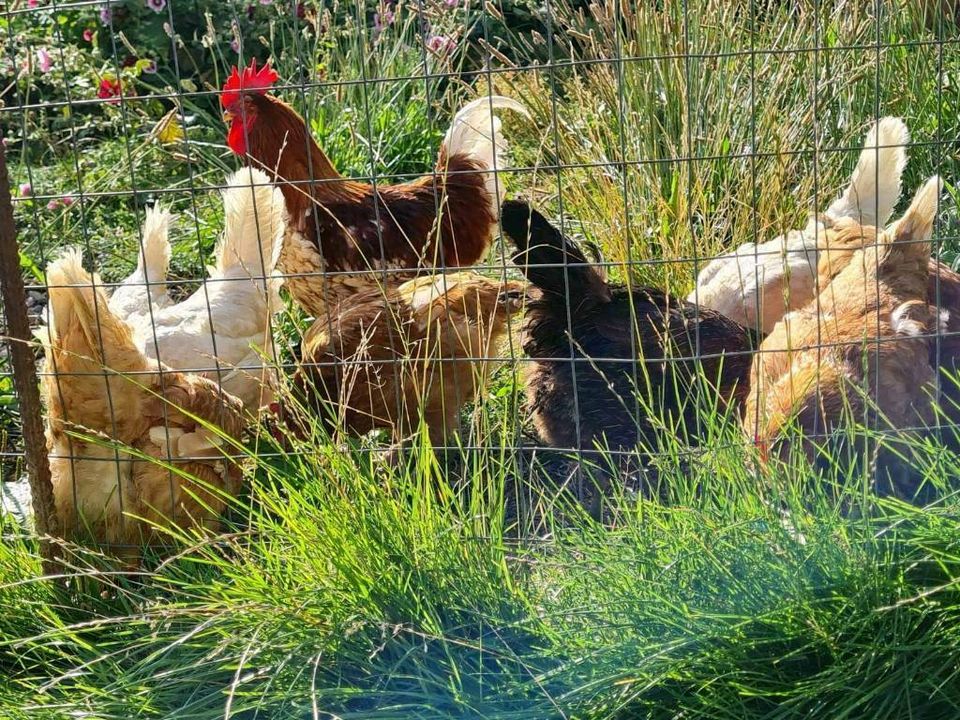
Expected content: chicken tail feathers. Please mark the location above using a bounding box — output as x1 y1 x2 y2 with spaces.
46 249 143 373
882 175 942 268
440 96 529 208
826 116 909 227
140 204 173 286
214 167 287 303
501 200 609 303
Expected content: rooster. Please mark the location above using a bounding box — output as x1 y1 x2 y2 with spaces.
744 177 943 496
219 59 528 317
40 250 245 562
107 168 286 410
500 201 757 453
288 272 528 446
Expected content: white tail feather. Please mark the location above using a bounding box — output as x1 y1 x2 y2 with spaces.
140 204 173 284
212 168 287 306
108 204 173 320
826 116 909 227
441 96 529 210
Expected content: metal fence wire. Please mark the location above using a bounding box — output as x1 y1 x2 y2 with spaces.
1 0 959 557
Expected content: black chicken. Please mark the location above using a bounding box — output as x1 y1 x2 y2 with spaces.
501 201 758 452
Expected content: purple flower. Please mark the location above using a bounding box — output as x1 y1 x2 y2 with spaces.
146 0 166 13
36 48 52 74
230 39 241 54
444 0 459 7
426 34 455 54
61 193 74 207
18 183 32 197
142 59 157 74
46 199 60 211
99 4 112 24
374 7 395 32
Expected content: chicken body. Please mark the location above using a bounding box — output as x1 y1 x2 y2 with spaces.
41 250 244 562
744 177 943 495
220 60 527 317
690 117 909 335
501 202 757 452
291 272 528 445
108 168 286 410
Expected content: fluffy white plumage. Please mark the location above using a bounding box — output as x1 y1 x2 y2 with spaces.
112 168 287 410
108 203 175 324
688 116 910 335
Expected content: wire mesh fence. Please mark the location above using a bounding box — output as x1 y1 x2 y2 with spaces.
2 0 960 559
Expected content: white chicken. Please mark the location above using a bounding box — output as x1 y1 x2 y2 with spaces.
108 168 286 410
689 116 909 335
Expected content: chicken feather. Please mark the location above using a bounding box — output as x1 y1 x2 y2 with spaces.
41 250 245 563
111 168 286 410
744 177 943 497
289 272 529 445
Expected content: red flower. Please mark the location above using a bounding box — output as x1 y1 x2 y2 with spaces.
97 77 122 104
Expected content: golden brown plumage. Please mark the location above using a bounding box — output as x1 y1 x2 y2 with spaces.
289 272 528 445
744 177 943 492
220 60 528 317
40 250 245 562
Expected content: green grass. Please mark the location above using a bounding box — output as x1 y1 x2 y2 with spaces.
4 0 960 717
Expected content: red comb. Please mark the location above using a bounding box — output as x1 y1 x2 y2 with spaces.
221 58 278 108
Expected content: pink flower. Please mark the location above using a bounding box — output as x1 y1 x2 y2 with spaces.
83 28 94 42
18 183 32 197
374 7 394 32
61 193 74 207
46 199 60 211
27 0 39 7
444 0 459 7
146 0 166 13
259 0 272 4
230 39 240 53
36 48 52 74
97 77 122 104
426 34 455 54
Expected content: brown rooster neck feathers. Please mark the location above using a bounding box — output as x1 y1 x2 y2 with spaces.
500 201 758 452
290 272 527 445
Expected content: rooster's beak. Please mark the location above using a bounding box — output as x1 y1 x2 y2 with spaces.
222 110 234 125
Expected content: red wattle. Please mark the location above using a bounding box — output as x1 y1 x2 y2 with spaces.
227 118 248 156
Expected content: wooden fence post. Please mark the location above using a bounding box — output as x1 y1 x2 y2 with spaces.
0 131 60 575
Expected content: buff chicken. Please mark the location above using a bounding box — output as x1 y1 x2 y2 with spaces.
107 167 286 410
219 59 528 317
40 250 245 563
288 272 529 446
744 177 943 497
500 201 758 453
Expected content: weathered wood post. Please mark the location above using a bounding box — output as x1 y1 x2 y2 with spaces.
0 130 60 575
